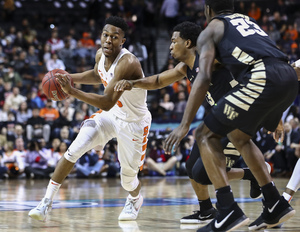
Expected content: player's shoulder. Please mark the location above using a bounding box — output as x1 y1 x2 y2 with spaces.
95 48 102 63
175 61 188 74
115 50 143 79
206 19 224 34
118 50 140 66
200 19 225 44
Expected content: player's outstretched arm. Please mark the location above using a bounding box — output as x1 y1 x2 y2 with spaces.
114 62 187 91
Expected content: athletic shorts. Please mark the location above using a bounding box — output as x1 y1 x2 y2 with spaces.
205 58 298 137
67 110 152 177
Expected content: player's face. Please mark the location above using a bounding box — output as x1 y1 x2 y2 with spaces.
101 24 126 58
170 32 186 61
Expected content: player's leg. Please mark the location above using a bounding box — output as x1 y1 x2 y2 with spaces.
228 163 271 199
29 112 115 221
272 158 300 229
181 136 264 226
229 129 295 230
117 113 151 221
195 124 249 232
222 138 272 199
181 142 217 224
194 160 270 200
203 60 297 231
222 138 268 199
283 158 300 202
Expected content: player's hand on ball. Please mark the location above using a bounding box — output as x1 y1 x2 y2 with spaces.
56 73 73 95
114 80 133 92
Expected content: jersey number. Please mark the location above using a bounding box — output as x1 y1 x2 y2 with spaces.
206 91 215 106
230 18 268 37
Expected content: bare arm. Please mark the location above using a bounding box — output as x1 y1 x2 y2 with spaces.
57 53 143 111
69 49 103 85
165 20 224 153
114 62 187 91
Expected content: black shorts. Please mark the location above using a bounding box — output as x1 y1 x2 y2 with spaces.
205 59 298 137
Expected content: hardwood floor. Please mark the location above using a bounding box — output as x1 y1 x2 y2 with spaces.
0 176 299 231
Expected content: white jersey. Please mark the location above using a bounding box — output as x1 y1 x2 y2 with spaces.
97 48 149 122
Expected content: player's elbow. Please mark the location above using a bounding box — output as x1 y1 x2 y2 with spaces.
101 105 113 111
101 102 115 111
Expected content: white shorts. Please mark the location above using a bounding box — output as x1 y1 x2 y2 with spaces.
65 109 152 178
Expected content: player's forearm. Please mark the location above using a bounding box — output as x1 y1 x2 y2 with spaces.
133 70 183 90
70 70 101 85
68 88 113 111
132 75 162 90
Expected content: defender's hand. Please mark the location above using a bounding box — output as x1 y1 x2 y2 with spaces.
271 119 284 143
164 124 189 154
114 80 133 92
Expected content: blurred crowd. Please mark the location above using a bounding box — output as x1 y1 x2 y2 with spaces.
0 0 300 180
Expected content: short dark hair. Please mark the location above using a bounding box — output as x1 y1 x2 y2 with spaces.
105 16 129 34
205 0 234 14
173 22 202 47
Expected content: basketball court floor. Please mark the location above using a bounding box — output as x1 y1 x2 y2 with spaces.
0 176 299 232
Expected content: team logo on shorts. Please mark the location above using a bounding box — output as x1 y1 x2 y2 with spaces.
223 104 239 120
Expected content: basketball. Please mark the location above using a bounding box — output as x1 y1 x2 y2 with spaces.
42 69 74 101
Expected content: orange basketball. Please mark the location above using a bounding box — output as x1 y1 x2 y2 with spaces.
42 69 74 101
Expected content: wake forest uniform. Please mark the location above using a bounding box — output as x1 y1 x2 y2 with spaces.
205 13 298 137
185 53 241 185
65 48 151 191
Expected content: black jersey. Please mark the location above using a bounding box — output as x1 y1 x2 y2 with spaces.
214 13 288 80
186 52 200 84
186 53 237 111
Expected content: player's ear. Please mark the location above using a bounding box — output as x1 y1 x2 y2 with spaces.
121 38 126 47
207 4 214 16
205 4 211 17
206 4 210 12
186 39 192 49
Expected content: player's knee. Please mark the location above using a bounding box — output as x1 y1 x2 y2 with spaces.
227 133 249 149
192 166 212 185
63 151 78 163
185 158 194 179
63 145 86 163
120 171 139 192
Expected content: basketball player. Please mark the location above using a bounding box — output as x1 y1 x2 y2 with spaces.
281 59 300 204
28 16 151 222
114 21 270 224
164 0 297 231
